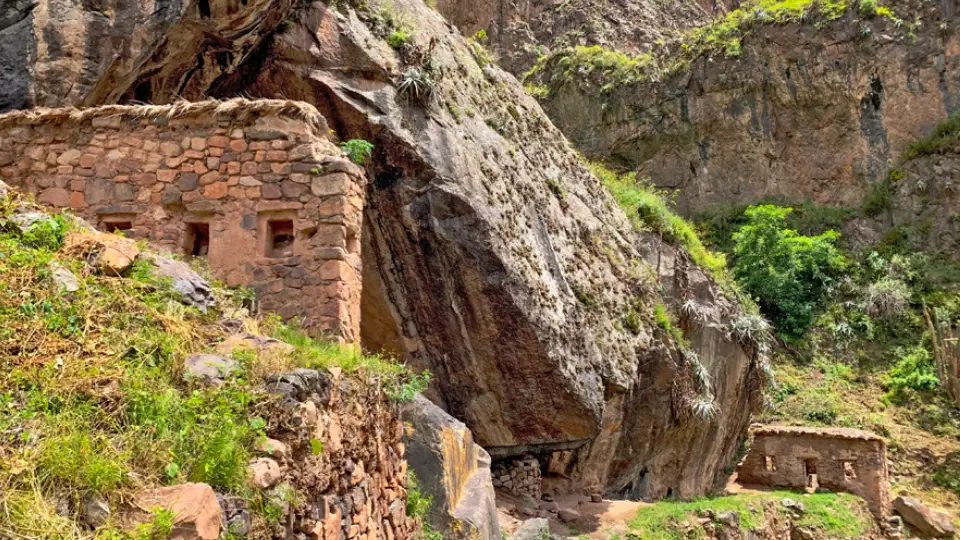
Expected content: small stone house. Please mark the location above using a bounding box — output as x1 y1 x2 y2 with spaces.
736 425 890 517
0 99 367 341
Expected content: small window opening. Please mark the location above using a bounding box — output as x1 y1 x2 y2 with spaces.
185 223 210 257
198 0 211 18
764 456 777 472
842 461 857 481
103 221 133 235
267 220 295 258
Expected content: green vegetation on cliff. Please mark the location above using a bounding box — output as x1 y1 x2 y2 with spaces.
697 199 960 517
525 0 904 94
589 162 726 275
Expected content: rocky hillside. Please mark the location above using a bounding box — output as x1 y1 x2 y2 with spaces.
0 187 426 538
3 0 765 505
528 0 960 214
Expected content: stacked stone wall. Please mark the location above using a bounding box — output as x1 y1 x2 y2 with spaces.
492 456 542 500
0 100 366 341
258 369 414 540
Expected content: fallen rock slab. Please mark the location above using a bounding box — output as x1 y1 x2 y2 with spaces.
49 261 81 293
184 354 237 385
131 483 221 540
894 496 956 538
63 231 139 274
147 253 215 311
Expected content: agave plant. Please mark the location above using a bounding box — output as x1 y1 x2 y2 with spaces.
398 67 435 107
691 397 719 420
727 313 774 349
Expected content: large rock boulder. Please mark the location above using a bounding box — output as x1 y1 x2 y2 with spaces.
130 483 222 540
147 254 216 312
403 395 500 540
63 231 139 274
11 0 760 499
893 496 956 538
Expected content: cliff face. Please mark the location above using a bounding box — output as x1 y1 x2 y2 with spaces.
531 0 960 214
432 0 714 75
7 0 760 499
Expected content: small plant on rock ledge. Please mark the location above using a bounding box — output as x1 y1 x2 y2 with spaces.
340 139 375 166
398 67 436 107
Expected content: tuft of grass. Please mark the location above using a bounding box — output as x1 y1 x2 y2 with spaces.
590 162 727 276
903 111 960 160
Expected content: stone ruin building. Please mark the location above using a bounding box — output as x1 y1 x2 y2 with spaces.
736 425 890 517
0 99 365 341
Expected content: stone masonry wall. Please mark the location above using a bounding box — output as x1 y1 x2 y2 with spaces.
737 426 890 518
258 368 414 540
0 99 366 341
492 456 542 501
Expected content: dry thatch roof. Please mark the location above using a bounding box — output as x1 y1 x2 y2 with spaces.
0 98 328 134
751 425 885 442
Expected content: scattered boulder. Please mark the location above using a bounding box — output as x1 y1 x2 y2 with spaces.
131 483 221 539
216 494 251 537
247 457 282 489
9 209 52 232
540 501 559 513
49 261 81 293
0 180 8 199
790 526 816 540
183 354 237 385
716 511 740 528
590 493 603 503
781 498 805 515
146 254 215 311
256 438 291 462
63 231 139 274
82 494 110 528
894 496 956 538
402 395 500 540
557 508 579 524
513 518 549 540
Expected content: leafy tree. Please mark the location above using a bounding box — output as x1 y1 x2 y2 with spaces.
732 205 846 339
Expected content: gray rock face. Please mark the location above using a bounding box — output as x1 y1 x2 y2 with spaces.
893 496 956 538
184 354 237 385
146 254 215 311
433 0 715 76
402 395 500 540
13 0 760 500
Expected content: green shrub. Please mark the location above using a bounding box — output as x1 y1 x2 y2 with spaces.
862 178 892 217
387 29 412 49
884 347 939 404
732 205 846 339
340 139 375 166
858 0 878 16
21 214 69 250
904 111 960 160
